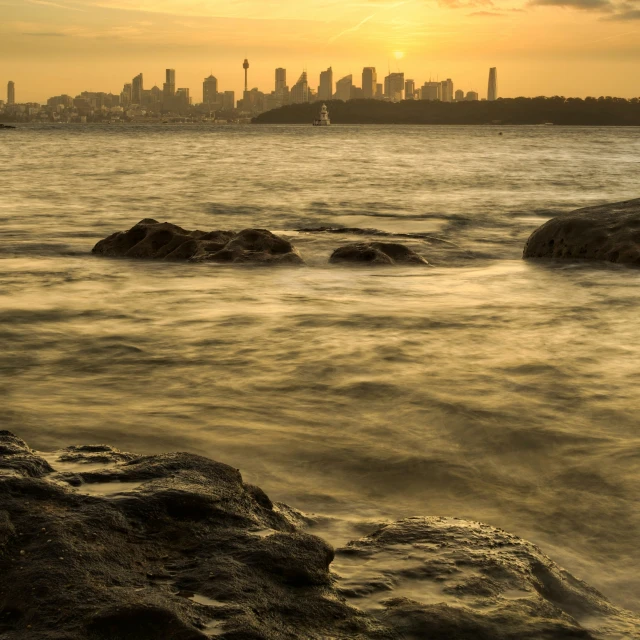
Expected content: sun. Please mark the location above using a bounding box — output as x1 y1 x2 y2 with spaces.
393 51 405 60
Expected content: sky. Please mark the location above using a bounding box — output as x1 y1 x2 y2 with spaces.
1 0 639 103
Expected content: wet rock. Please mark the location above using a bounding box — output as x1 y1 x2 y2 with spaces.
92 219 304 265
523 199 640 265
1 433 638 639
334 516 639 639
329 242 429 265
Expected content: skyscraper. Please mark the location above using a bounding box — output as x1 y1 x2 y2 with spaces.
275 68 287 92
454 89 465 102
121 83 132 107
203 75 218 105
132 73 144 104
290 71 309 104
421 81 441 101
405 79 415 100
223 91 235 110
318 67 333 101
7 81 15 105
488 67 498 101
335 75 353 101
441 79 454 103
384 72 404 101
164 69 176 98
362 67 377 99
466 91 479 101
243 59 250 93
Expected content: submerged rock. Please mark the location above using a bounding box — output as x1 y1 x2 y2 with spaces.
92 219 304 265
523 199 640 265
1 431 638 639
330 242 429 265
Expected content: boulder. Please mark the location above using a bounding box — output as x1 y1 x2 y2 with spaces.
523 199 640 265
1 431 638 639
330 242 429 265
92 219 304 265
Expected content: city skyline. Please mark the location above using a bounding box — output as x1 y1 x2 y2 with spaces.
3 0 640 103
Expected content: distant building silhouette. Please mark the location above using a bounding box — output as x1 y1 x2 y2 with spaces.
405 79 415 100
375 83 383 99
132 73 143 105
420 81 440 101
441 79 454 103
318 67 333 101
362 67 377 99
466 91 479 101
335 74 353 101
488 67 498 101
7 81 15 105
454 89 465 102
223 91 235 110
120 83 132 107
163 69 175 99
275 68 286 92
203 75 218 105
290 71 309 104
243 59 250 93
384 72 404 101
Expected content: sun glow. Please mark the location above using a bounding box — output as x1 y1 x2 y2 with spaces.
393 51 405 60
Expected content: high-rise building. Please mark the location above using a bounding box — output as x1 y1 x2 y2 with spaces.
454 89 465 102
290 71 309 104
421 81 441 101
132 74 144 104
376 83 383 99
176 88 191 110
121 83 132 107
243 59 250 93
466 91 479 101
318 67 333 101
441 79 454 103
488 67 498 101
384 72 404 101
335 75 353 101
362 67 377 99
275 68 287 92
7 81 15 105
203 75 218 105
223 91 235 111
164 69 176 98
405 79 415 100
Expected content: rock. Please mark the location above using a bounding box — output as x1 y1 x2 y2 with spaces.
92 219 304 265
334 517 640 639
1 432 638 639
523 199 640 265
329 242 429 265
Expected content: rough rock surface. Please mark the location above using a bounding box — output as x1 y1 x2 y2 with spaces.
523 199 640 265
1 431 638 640
92 219 304 265
329 242 429 265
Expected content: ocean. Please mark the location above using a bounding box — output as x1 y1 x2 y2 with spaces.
1 123 639 612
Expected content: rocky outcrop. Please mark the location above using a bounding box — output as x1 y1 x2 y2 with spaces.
92 219 304 265
1 431 638 639
329 242 429 265
523 199 640 265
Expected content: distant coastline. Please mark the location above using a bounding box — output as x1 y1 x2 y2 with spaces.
254 97 640 126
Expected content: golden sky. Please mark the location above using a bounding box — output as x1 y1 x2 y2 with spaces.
2 0 639 102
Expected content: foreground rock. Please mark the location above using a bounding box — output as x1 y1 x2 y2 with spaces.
1 432 638 639
92 219 304 265
523 199 640 265
330 242 429 265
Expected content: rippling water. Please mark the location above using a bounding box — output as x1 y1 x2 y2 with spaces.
1 124 639 612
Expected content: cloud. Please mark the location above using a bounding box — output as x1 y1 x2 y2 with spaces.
528 0 612 9
467 9 506 14
21 31 67 35
607 7 640 15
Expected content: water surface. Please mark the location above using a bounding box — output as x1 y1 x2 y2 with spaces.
1 124 639 611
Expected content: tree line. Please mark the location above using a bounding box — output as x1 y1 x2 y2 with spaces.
253 97 640 126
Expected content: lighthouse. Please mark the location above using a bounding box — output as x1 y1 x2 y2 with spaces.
313 104 331 126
